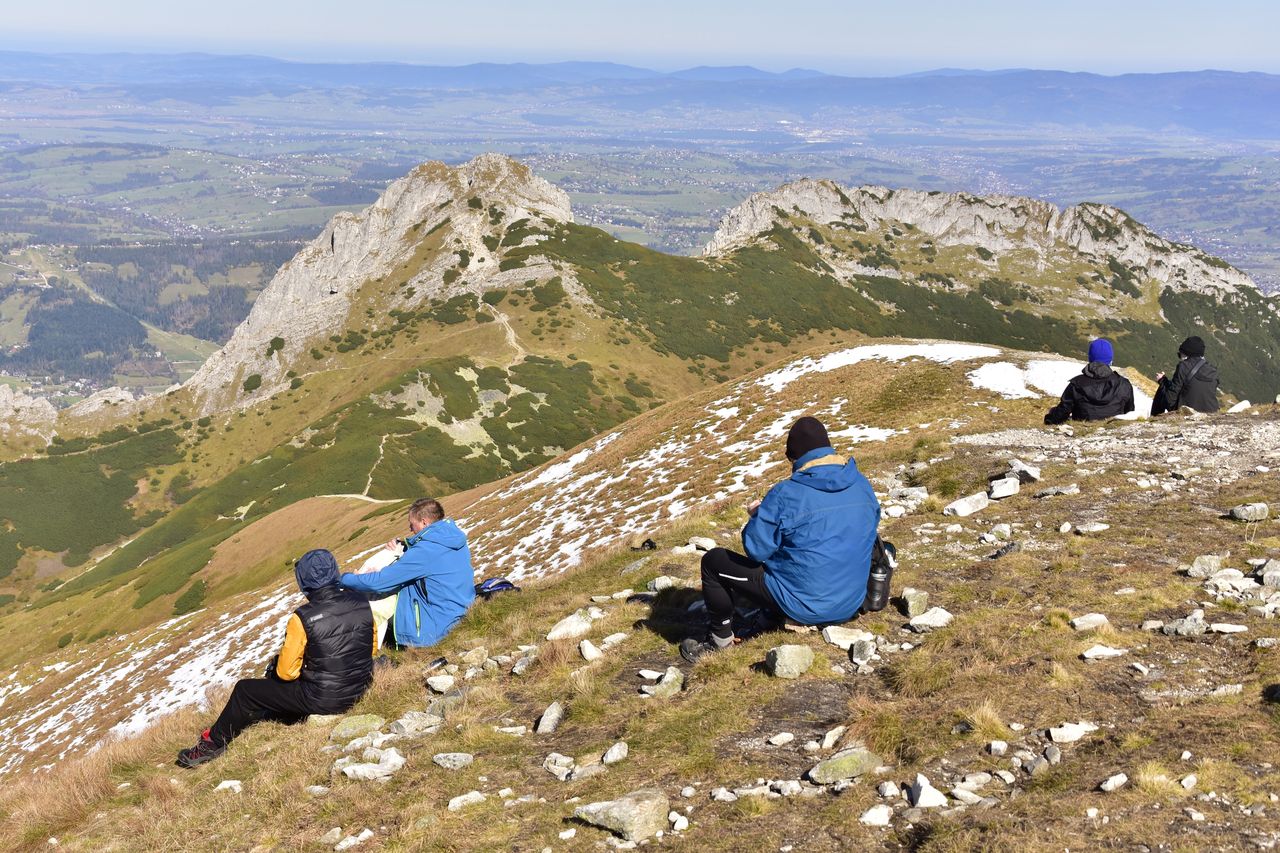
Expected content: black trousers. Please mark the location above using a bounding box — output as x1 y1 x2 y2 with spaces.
699 547 782 640
208 678 313 746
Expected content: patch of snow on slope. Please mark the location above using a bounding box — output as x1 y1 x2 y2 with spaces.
969 359 1152 417
758 343 1001 393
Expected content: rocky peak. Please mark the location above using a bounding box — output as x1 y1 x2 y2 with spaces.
0 384 56 443
703 180 1258 297
184 154 571 414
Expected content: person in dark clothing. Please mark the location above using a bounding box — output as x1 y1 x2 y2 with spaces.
1151 335 1220 415
680 416 880 662
1044 338 1135 425
176 549 375 768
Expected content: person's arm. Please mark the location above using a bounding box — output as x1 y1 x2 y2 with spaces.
1163 360 1189 406
1044 382 1076 425
276 614 306 681
1121 380 1135 415
742 488 785 564
340 550 426 596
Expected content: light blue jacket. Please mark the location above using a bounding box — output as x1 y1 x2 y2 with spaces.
743 446 881 625
340 519 475 648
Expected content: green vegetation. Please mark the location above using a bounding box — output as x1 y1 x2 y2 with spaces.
265 336 285 357
172 579 207 615
242 374 262 392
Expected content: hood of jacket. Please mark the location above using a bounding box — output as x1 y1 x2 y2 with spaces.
1082 361 1114 380
295 548 340 594
789 446 864 493
407 518 467 551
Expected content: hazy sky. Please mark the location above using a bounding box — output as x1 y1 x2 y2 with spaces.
5 0 1279 75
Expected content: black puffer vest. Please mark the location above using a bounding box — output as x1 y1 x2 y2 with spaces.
296 585 374 712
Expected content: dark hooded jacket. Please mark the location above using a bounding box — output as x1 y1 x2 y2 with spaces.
742 446 880 625
290 550 374 711
1158 356 1220 414
1044 362 1136 425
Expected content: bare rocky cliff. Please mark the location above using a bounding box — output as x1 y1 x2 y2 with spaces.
184 154 572 414
703 179 1258 297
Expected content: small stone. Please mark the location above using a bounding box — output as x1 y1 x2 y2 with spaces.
1070 613 1111 631
1130 661 1150 676
772 780 803 797
1035 484 1081 499
648 575 679 591
1209 623 1248 634
995 770 1016 785
821 625 874 650
821 725 847 750
1044 745 1062 765
1075 522 1110 535
574 789 670 842
1024 756 1049 776
1186 807 1207 821
559 828 577 840
307 785 330 796
638 669 664 680
511 656 535 676
900 587 929 618
1008 459 1041 483
390 710 442 737
765 645 815 679
768 732 795 746
547 610 594 641
601 632 629 649
1210 683 1243 697
960 772 992 790
908 606 954 632
680 786 697 798
1181 750 1193 761
1049 721 1098 744
944 492 990 517
214 779 242 793
1230 503 1270 522
543 752 575 780
688 536 717 551
319 828 343 846
448 791 486 811
432 752 474 771
908 773 949 808
641 666 684 698
669 812 689 831
989 477 1020 499
535 701 565 734
425 675 456 694
988 740 1008 756
848 640 876 664
1059 522 1073 533
1256 638 1279 649
1141 620 1164 632
603 741 630 765
951 787 983 805
991 523 1013 540
1081 644 1128 660
877 781 901 798
808 747 882 784
329 714 385 742
1189 555 1226 578
945 523 963 534
580 640 603 662
1181 774 1198 789
1163 610 1208 637
860 804 893 826
710 787 738 802
1099 773 1128 792
460 646 488 667
884 505 907 518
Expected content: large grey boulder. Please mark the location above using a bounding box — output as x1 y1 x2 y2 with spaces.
547 610 595 641
573 788 670 841
765 645 815 679
1231 503 1270 522
808 746 882 784
944 492 990 517
535 701 565 734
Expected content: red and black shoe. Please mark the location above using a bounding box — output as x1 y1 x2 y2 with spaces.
176 729 225 768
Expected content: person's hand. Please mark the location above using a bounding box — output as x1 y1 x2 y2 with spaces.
1154 372 1165 382
746 499 762 517
384 538 400 552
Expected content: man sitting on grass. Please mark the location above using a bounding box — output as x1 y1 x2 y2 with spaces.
177 549 375 768
680 416 881 662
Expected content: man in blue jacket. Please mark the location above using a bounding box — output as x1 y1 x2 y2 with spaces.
340 498 475 649
680 417 881 662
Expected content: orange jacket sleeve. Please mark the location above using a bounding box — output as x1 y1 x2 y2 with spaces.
276 614 306 681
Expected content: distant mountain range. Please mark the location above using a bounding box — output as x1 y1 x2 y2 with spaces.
2 51 1279 136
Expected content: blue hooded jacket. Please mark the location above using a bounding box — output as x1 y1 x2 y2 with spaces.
742 446 881 625
339 519 476 648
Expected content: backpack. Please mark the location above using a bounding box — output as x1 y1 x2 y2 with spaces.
475 577 521 600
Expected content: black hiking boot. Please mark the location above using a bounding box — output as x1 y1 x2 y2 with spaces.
679 636 730 663
176 731 225 768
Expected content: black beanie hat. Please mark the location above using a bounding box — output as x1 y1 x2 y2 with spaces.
786 416 830 461
1178 335 1206 358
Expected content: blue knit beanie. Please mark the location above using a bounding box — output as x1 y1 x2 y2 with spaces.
1087 338 1114 365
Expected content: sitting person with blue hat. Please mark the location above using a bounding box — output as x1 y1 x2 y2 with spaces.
1044 338 1136 424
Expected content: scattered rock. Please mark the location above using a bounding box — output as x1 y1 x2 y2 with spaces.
768 732 795 747
648 575 680 591
319 828 343 846
1075 522 1110 535
601 632 629 649
1163 610 1208 637
390 710 442 737
573 788 669 842
637 669 663 680
1044 744 1062 765
1099 773 1128 793
908 607 954 632
307 785 330 797
214 779 242 793
877 781 901 798
603 742 629 765
821 725 847 750
535 701 565 734
334 828 375 852
1048 721 1098 744
1230 503 1269 522
860 804 893 826
1081 644 1128 660
821 625 874 650
991 523 1013 539
710 787 738 802
989 477 1021 500
1209 623 1248 634
329 714 385 742
432 752 474 771
547 610 595 641
944 492 990 517
543 753 575 781
688 536 717 551
580 640 603 662
669 811 689 832
988 740 1008 756
511 656 535 676
335 747 405 782
809 746 882 784
425 675 456 694
848 640 876 665
460 647 488 667
1008 459 1042 483
1070 613 1111 631
900 587 930 618
908 774 949 808
951 786 983 805
1034 484 1080 499
765 645 815 679
1182 774 1198 789
447 791 486 811
1188 555 1226 578
641 666 684 698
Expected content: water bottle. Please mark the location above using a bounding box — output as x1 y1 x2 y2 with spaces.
862 539 897 613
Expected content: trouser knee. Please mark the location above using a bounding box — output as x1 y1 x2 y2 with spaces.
701 548 729 582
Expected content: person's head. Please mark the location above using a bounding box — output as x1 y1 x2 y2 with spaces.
785 416 831 462
1087 338 1114 365
1178 336 1206 359
408 497 445 535
294 548 339 594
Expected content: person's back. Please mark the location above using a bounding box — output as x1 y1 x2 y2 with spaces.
1045 339 1135 425
1153 335 1221 415
743 447 880 625
295 585 375 713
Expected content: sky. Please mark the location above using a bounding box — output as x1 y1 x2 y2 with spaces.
4 0 1280 75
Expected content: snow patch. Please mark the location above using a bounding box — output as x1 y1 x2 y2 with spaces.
757 343 1000 393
